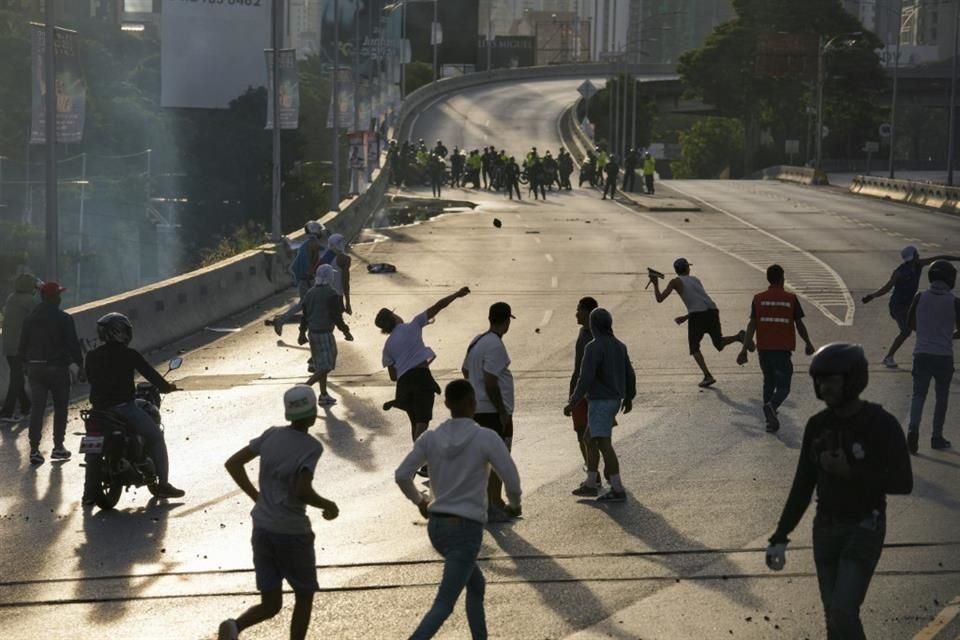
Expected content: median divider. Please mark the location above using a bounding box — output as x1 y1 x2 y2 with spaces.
849 175 960 215
756 165 829 186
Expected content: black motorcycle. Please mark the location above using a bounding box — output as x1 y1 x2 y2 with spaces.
79 357 182 510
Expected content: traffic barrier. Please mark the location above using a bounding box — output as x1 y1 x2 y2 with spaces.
848 175 960 215
756 165 829 186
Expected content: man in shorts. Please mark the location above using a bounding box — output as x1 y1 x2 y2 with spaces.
650 257 746 387
462 302 516 522
377 286 471 444
862 245 960 368
564 296 600 468
299 265 354 406
565 308 635 502
219 385 340 640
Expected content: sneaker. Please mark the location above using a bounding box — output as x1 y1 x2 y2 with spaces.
596 490 627 503
51 447 72 461
698 376 717 388
763 404 780 433
907 431 919 454
150 483 186 499
317 394 337 406
572 483 600 497
30 449 44 465
931 436 952 450
218 619 240 640
882 356 898 369
486 506 514 524
272 316 283 337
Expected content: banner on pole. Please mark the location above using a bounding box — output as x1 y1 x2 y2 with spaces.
31 26 86 144
266 49 300 130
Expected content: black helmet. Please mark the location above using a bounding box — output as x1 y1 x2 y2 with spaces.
928 260 957 289
809 342 868 402
97 312 133 346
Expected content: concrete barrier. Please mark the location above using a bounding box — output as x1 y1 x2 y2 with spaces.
849 175 960 215
756 165 829 186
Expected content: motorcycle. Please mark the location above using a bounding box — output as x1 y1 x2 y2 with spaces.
78 356 183 510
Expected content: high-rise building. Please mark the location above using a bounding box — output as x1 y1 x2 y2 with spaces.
900 0 957 63
639 0 732 64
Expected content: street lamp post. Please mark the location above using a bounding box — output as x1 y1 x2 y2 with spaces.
43 0 58 281
270 0 282 241
432 0 438 84
332 0 341 209
888 0 904 179
947 0 960 186
815 33 862 177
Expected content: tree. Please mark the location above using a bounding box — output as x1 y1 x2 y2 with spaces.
679 0 887 172
585 76 657 152
672 117 744 179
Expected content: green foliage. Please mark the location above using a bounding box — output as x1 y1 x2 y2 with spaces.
672 118 744 179
585 76 657 151
678 0 887 169
199 221 268 268
404 62 434 95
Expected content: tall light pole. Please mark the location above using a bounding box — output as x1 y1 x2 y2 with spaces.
432 0 438 84
947 0 960 186
43 0 58 280
888 0 904 179
270 0 282 240
332 0 341 208
815 33 862 176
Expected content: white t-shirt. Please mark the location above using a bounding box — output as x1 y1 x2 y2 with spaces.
462 332 514 414
249 426 324 535
382 311 437 379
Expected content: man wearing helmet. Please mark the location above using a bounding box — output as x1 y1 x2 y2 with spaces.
84 313 185 501
905 260 960 452
862 246 960 368
766 343 912 639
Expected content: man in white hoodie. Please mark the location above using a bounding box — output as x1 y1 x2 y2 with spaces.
396 379 522 640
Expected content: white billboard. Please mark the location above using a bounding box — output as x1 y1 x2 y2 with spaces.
161 0 271 109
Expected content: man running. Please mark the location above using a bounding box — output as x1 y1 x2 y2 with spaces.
650 258 745 387
862 245 959 368
377 287 471 445
737 265 816 433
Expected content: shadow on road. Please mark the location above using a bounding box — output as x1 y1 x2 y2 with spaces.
314 383 392 472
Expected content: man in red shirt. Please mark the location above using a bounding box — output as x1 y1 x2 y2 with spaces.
737 265 816 432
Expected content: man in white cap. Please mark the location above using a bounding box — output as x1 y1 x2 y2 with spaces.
299 265 353 406
862 246 959 368
220 384 339 640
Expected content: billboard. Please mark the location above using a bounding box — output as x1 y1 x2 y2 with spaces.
31 26 86 144
161 0 271 109
265 49 300 130
476 36 535 70
406 0 479 67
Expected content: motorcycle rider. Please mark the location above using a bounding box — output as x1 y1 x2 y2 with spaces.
83 313 185 503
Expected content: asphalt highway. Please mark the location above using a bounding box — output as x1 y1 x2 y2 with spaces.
1 79 958 639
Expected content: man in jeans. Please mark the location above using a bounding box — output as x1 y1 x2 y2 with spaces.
737 265 816 433
906 260 959 453
1 273 38 423
766 343 912 639
395 379 521 640
20 282 84 465
462 302 516 522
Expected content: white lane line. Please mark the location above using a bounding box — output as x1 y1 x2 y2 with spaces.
551 276 558 288
630 183 856 326
540 309 554 327
911 596 960 640
545 253 555 263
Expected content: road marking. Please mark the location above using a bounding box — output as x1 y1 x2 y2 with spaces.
551 276 558 288
540 309 554 327
631 182 856 326
912 596 960 640
545 253 554 263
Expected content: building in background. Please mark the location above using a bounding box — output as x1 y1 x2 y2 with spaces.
638 0 732 64
899 0 957 64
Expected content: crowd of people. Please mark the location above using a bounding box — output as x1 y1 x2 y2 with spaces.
386 139 658 202
2 209 957 639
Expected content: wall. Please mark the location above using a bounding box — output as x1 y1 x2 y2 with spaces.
849 175 960 215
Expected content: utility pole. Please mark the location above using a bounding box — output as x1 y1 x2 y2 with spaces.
351 0 361 195
432 0 438 84
332 0 341 208
815 35 825 174
270 0 282 240
948 0 960 186
44 0 58 280
888 0 903 179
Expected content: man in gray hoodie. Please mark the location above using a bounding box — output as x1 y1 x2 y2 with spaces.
565 308 636 503
1 273 38 422
396 379 522 639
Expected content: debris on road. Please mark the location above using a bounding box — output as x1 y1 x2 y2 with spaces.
367 263 397 274
493 218 502 228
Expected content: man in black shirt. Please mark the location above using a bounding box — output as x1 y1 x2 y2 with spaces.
766 343 912 639
504 157 522 200
602 155 620 200
84 313 184 502
20 281 84 465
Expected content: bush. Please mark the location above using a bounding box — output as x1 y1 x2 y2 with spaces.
672 117 744 179
404 62 434 96
199 222 268 268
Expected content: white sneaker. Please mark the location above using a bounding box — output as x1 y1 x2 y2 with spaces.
218 619 239 640
882 356 898 369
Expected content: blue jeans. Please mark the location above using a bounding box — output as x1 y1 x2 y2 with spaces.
410 515 486 640
813 513 885 640
111 402 170 484
758 351 793 409
908 354 954 438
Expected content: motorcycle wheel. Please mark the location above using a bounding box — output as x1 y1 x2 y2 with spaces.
92 464 123 510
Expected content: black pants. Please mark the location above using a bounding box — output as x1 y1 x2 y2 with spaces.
431 177 442 198
2 355 31 416
474 412 511 508
28 364 70 450
644 174 654 194
508 180 521 200
623 171 636 192
603 178 617 199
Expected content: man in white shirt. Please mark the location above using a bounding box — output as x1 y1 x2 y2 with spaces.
396 379 521 640
461 302 515 521
376 287 471 445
